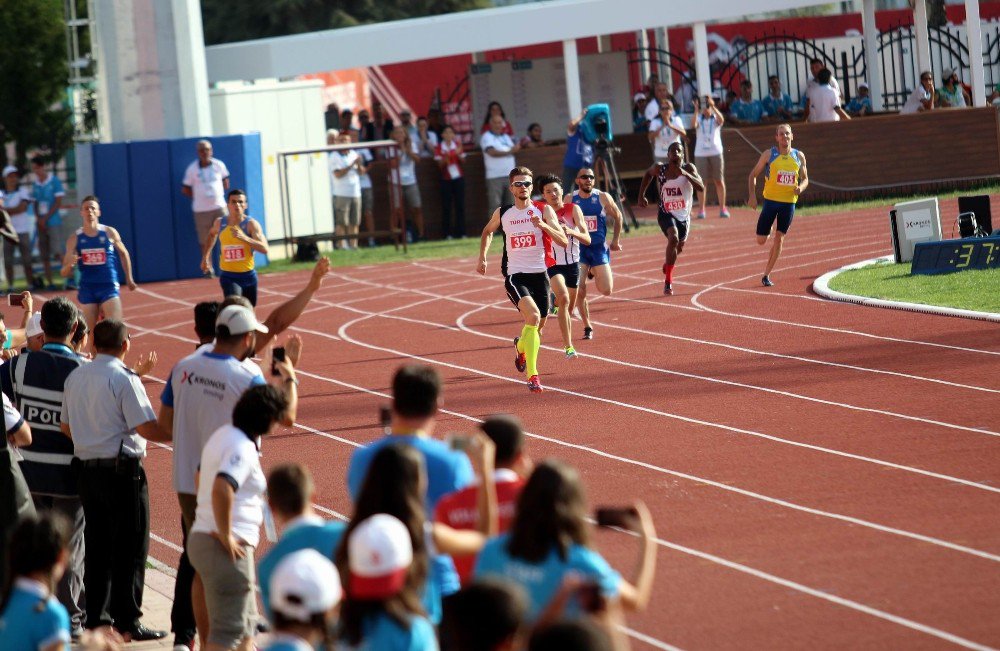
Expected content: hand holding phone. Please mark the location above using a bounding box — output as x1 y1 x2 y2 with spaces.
7 294 22 307
270 346 286 377
595 506 639 531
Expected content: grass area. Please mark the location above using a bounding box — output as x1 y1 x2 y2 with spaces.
828 260 1000 313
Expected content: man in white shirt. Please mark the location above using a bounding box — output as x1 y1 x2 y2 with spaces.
480 115 521 211
900 71 936 115
644 82 672 123
1 166 37 291
329 131 363 250
806 69 851 123
803 58 841 108
181 140 230 277
647 100 686 164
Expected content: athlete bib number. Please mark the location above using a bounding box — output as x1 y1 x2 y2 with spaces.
223 245 247 261
80 248 107 265
509 232 537 249
662 199 686 213
776 171 797 186
585 217 598 232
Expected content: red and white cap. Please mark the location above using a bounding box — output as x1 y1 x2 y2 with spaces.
348 514 413 599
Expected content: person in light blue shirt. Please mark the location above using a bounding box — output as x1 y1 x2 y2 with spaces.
761 76 794 121
31 157 66 290
846 82 874 117
728 80 767 125
474 460 657 625
258 463 346 618
0 513 72 651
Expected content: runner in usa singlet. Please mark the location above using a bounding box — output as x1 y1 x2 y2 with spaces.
656 166 694 220
75 225 119 287
500 204 554 275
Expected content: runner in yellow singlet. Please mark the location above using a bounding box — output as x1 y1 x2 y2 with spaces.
201 189 269 305
747 123 809 287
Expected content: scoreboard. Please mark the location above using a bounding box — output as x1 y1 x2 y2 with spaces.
911 236 1000 275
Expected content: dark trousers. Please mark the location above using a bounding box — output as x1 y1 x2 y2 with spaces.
33 493 86 632
440 177 466 238
170 493 197 643
78 461 149 630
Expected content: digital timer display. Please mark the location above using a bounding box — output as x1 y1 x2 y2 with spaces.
911 236 1000 275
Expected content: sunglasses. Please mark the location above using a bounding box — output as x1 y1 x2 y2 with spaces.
511 181 533 188
577 175 595 180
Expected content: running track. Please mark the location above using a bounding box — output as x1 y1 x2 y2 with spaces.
115 200 997 650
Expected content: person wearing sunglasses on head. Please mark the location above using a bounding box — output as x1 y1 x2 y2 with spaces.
477 167 568 393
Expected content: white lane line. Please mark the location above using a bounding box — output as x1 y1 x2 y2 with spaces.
133 290 999 649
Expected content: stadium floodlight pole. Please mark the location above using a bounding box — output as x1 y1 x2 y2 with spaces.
966 0 986 107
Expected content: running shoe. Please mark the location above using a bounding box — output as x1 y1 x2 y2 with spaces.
527 375 543 393
513 337 526 373
663 281 673 296
565 346 577 359
582 327 594 340
761 275 774 287
696 210 706 220
720 208 731 218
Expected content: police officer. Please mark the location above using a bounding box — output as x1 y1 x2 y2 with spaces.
0 296 86 636
61 319 169 641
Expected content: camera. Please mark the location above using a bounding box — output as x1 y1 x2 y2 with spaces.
579 103 614 147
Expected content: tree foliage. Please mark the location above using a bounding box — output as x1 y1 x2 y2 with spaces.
200 0 491 45
0 0 72 167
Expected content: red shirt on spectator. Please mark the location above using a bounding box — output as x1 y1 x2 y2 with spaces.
435 140 465 180
434 468 524 585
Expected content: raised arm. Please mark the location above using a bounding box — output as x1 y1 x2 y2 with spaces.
107 227 137 290
257 258 330 352
477 208 502 275
615 501 657 611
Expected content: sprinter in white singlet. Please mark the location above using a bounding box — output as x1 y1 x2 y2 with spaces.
478 166 568 393
638 141 704 296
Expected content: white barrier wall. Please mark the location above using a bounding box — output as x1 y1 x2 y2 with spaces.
210 80 330 246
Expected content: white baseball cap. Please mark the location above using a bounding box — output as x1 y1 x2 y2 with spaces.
215 305 268 336
270 549 342 622
2 165 18 178
25 312 43 338
348 514 413 599
858 81 869 90
633 92 647 103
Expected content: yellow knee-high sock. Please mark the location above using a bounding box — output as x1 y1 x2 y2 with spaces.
517 325 528 353
521 324 540 377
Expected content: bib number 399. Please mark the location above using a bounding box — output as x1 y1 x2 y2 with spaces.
777 171 796 186
510 233 536 249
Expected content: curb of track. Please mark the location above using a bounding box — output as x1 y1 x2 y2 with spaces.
812 256 1000 323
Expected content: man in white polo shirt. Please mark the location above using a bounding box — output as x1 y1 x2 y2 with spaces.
480 115 521 212
158 305 293 650
329 131 363 250
181 140 230 277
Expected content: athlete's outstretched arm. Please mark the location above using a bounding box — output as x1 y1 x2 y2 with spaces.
539 205 569 249
569 205 591 246
637 165 657 207
477 208 502 275
256 258 331 353
201 218 221 274
108 226 137 290
60 233 79 278
796 152 809 196
746 150 770 210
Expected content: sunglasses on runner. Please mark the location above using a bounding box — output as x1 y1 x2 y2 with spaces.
577 174 595 180
511 181 533 188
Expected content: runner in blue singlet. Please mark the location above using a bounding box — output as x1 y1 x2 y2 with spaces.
570 167 622 341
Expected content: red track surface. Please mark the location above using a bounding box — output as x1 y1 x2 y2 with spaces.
121 200 998 650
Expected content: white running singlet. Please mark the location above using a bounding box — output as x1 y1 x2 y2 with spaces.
551 204 580 265
656 167 694 221
501 203 554 274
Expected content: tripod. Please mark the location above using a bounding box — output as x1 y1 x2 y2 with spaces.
593 138 639 232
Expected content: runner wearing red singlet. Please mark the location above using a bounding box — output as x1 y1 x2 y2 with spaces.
536 173 590 358
638 141 704 295
477 167 568 393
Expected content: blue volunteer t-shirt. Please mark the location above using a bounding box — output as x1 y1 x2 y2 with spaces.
33 175 65 227
474 533 621 623
257 519 346 618
0 579 71 650
337 612 438 651
562 131 594 170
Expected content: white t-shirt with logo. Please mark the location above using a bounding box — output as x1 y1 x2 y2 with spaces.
329 150 361 198
649 115 686 158
480 131 516 180
693 114 724 158
161 349 266 495
398 140 419 187
183 158 230 212
191 424 267 547
2 188 34 234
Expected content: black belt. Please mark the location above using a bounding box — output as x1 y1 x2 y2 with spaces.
80 456 141 469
